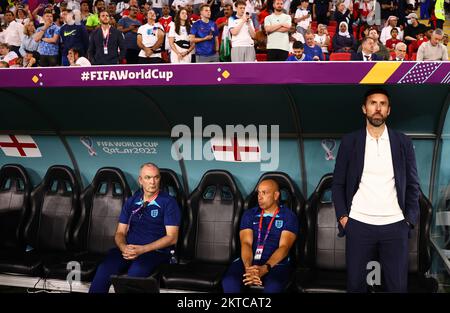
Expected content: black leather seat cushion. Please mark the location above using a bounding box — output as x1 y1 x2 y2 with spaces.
161 262 228 291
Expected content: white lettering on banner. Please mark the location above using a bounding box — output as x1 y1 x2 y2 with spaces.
80 69 174 82
93 141 159 155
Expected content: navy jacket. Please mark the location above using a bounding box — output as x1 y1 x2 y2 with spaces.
88 27 126 65
331 127 420 237
351 52 382 61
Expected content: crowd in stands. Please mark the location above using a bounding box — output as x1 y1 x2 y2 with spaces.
0 0 448 67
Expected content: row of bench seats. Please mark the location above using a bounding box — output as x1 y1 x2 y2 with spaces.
0 164 437 292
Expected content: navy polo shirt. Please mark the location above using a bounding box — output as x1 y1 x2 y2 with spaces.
119 190 181 253
240 205 298 264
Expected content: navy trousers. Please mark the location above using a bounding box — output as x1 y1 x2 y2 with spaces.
345 218 410 293
222 259 292 293
89 248 169 293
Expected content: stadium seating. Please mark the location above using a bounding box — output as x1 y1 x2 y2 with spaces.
41 167 131 281
159 170 243 292
0 164 38 275
329 52 352 61
0 165 80 276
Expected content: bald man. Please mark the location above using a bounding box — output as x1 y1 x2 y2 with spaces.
89 162 181 293
222 179 298 293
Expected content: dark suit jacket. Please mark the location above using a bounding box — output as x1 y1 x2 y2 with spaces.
351 52 382 61
331 127 420 237
88 27 126 65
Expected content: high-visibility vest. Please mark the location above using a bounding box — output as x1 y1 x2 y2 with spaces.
435 0 445 21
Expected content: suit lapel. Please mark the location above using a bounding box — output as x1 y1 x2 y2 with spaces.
355 128 366 182
388 128 401 190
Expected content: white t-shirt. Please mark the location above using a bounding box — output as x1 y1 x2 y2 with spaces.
168 23 190 42
137 23 164 58
228 16 255 47
295 8 311 29
314 33 329 53
172 0 193 10
264 13 291 51
74 56 91 66
4 21 25 47
0 51 19 64
153 0 168 9
246 0 255 15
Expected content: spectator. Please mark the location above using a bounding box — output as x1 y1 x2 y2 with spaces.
264 0 291 61
385 28 401 51
334 0 353 32
60 9 89 66
288 24 305 54
137 9 165 63
22 49 39 67
15 6 30 25
66 0 81 11
186 3 200 23
2 10 24 55
88 11 126 65
352 36 382 60
314 23 330 59
118 5 142 64
152 0 167 19
304 30 324 60
363 27 390 60
0 61 10 68
107 2 123 25
159 4 173 33
332 21 356 52
313 0 332 26
286 40 312 61
417 28 448 61
172 0 193 12
403 12 427 47
19 21 39 58
254 24 268 54
68 46 91 66
189 4 219 62
168 8 195 63
379 0 399 25
80 0 92 24
443 33 448 47
229 0 256 62
34 9 60 67
390 41 408 60
380 15 403 45
294 0 311 37
358 0 376 26
0 43 19 66
86 0 106 32
122 0 146 23
433 0 445 30
215 3 233 44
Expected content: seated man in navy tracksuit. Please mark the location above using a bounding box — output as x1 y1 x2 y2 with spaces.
222 179 298 293
89 162 180 293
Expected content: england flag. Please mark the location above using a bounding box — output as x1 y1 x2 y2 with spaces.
0 135 42 158
211 134 260 162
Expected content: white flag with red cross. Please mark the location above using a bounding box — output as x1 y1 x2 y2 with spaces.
0 135 42 158
211 134 260 162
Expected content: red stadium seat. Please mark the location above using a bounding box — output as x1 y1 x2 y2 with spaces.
329 52 352 61
411 53 417 61
256 53 267 61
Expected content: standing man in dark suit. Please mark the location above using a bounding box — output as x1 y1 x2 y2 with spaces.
332 88 420 293
352 37 382 61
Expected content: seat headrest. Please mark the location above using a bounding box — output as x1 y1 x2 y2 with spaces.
160 168 183 192
91 167 131 197
0 164 31 192
42 165 79 194
314 173 334 194
195 170 241 198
